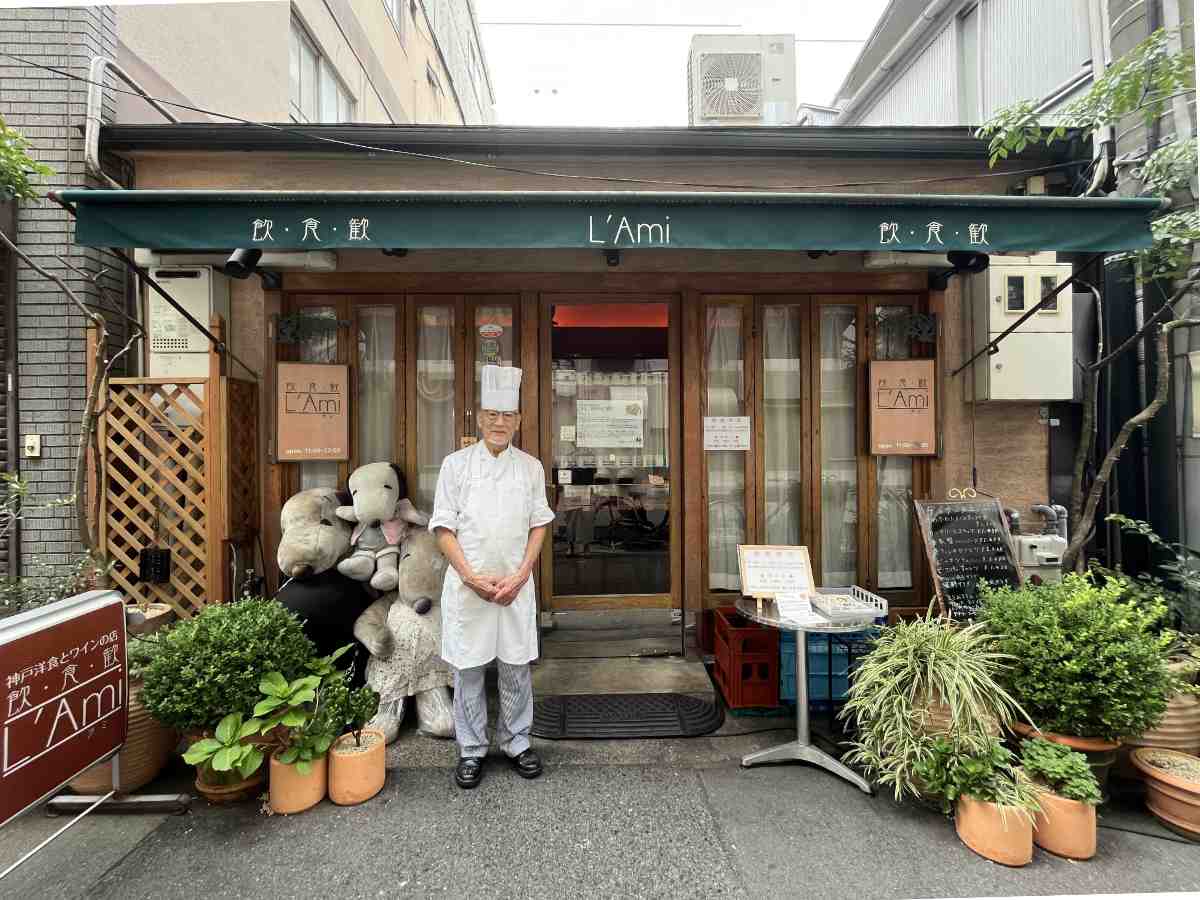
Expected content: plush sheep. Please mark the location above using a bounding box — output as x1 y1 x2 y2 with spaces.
275 487 373 685
337 462 429 592
359 527 455 742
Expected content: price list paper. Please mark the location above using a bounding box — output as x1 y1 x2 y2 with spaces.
914 499 1021 620
736 545 815 599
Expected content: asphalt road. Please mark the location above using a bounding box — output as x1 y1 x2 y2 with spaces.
3 721 1198 900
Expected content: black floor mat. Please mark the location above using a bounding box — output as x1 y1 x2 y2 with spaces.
532 692 724 739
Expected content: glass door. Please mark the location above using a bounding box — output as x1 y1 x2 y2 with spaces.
539 296 681 657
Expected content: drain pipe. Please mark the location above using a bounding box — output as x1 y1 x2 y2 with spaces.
1051 504 1069 541
1031 504 1058 536
85 56 181 189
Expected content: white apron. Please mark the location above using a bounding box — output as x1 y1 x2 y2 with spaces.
439 442 539 669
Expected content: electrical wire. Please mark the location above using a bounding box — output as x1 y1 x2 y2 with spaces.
5 52 1091 194
1098 820 1198 845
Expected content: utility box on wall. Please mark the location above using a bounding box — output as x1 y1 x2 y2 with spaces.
145 266 230 379
967 261 1073 401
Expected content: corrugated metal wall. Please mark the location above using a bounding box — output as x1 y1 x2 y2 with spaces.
982 0 1093 117
861 27 957 125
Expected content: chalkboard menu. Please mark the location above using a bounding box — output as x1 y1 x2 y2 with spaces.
914 499 1021 620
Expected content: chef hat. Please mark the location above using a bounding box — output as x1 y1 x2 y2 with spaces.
480 365 522 412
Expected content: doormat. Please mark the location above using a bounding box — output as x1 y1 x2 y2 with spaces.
532 692 724 740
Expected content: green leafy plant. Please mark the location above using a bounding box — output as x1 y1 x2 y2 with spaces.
840 613 1029 801
140 598 316 733
344 687 381 748
1094 515 1200 633
182 712 265 784
0 114 54 202
980 574 1173 742
914 736 1041 818
1019 737 1101 805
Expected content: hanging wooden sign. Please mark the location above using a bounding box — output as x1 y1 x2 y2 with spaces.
276 363 349 461
870 359 937 456
914 499 1021 621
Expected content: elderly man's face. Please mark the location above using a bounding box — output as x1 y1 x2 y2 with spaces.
478 409 520 450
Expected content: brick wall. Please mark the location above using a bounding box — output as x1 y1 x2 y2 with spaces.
0 6 127 574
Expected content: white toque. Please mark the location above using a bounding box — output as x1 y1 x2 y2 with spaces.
480 365 522 412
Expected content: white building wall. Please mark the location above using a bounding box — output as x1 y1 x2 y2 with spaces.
981 0 1093 117
860 27 957 125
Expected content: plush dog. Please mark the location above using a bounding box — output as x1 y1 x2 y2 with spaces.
275 487 373 685
337 462 429 592
358 527 455 742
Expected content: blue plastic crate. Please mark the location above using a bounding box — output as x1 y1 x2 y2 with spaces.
779 630 872 705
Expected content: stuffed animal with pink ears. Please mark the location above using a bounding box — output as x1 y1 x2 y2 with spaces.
336 462 429 592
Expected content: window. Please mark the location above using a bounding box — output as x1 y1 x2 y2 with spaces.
1006 274 1025 312
384 0 405 42
427 64 444 118
1039 275 1060 313
290 19 356 123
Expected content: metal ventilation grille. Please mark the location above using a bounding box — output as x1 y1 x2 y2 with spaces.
699 52 763 118
152 336 192 352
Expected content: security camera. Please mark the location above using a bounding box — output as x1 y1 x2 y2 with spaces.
224 248 263 279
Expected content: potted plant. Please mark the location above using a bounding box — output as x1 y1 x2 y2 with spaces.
1130 748 1200 841
1124 638 1200 763
182 712 267 803
328 685 384 806
70 632 177 795
980 574 1173 795
840 613 1028 801
915 736 1041 867
140 597 316 738
1020 737 1101 859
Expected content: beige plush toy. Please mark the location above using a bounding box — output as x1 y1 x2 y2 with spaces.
277 487 352 579
337 462 429 592
359 527 455 742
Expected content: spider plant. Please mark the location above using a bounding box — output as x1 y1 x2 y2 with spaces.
840 611 1031 802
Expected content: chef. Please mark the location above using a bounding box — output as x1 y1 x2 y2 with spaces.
429 364 556 789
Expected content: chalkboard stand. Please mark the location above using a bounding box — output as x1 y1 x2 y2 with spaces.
913 499 1022 621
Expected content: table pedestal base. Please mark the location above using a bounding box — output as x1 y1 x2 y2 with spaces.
741 740 873 795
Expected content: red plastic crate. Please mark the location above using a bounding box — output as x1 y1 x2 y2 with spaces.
712 606 780 709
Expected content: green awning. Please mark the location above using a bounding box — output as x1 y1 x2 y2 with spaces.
57 189 1162 253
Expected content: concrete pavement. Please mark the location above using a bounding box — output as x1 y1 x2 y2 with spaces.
2 714 1198 900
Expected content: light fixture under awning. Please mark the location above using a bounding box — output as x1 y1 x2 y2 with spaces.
56 189 1163 253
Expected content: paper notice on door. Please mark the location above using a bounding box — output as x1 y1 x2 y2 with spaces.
558 469 573 484
704 416 751 451
560 424 576 443
576 399 644 448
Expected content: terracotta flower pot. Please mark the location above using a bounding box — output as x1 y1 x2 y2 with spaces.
955 795 1033 867
1125 692 1200 757
328 729 386 806
1012 722 1119 801
70 680 175 794
918 695 1001 738
1032 789 1096 860
1130 748 1200 841
269 752 327 814
126 602 177 636
194 768 266 804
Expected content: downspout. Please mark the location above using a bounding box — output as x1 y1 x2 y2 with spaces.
85 56 180 189
834 0 955 123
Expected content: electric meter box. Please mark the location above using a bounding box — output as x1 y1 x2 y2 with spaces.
145 266 230 379
966 261 1074 401
1014 533 1067 584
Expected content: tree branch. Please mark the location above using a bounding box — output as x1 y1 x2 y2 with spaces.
1063 318 1200 570
1069 283 1103 571
1089 272 1200 371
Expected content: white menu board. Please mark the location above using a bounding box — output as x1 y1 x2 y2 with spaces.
576 399 644 448
737 545 815 599
704 416 751 451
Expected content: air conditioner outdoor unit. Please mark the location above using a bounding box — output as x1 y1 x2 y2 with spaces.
146 265 230 379
699 52 763 118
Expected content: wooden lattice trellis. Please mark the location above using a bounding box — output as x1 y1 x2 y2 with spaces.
98 327 259 618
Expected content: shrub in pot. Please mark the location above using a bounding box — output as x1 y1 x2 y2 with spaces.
140 597 316 736
329 686 384 806
1020 737 1101 859
70 631 175 794
980 574 1172 792
182 712 267 803
840 613 1029 801
915 736 1041 867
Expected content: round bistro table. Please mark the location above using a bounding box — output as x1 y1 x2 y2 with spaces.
735 595 873 795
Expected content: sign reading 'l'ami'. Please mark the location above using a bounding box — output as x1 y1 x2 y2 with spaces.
276 363 350 461
914 499 1021 621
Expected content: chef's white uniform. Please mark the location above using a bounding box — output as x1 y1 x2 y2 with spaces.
430 439 555 758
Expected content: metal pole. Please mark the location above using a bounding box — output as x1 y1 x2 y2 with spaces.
0 792 114 882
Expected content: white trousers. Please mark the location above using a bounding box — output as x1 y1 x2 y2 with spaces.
453 661 533 759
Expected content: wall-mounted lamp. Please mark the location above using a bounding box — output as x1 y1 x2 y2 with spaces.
224 248 262 279
604 249 620 267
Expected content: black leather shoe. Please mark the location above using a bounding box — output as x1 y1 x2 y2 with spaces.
454 756 485 789
510 748 543 779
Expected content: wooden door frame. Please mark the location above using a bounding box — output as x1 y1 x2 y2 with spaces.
537 292 682 614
